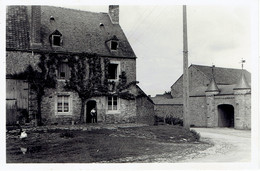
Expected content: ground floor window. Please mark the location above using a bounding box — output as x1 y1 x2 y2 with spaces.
56 94 72 115
108 96 118 111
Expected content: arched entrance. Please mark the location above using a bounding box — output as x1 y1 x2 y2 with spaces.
86 100 97 123
218 104 234 127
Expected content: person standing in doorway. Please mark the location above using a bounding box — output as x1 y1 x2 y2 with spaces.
90 108 97 123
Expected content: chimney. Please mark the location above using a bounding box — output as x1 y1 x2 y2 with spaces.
109 5 119 24
31 6 41 47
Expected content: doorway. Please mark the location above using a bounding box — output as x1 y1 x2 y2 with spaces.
86 100 97 123
218 104 234 127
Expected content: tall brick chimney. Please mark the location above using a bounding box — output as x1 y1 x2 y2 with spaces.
31 6 41 47
109 5 119 24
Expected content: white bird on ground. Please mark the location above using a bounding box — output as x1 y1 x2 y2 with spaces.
20 147 27 154
20 130 27 139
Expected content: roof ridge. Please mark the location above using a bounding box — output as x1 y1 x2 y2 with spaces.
192 64 245 71
44 5 108 15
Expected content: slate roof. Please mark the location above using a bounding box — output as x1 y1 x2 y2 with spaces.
6 6 136 58
189 86 207 97
189 84 242 96
192 64 251 85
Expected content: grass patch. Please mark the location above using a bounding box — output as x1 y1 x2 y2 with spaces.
6 125 207 163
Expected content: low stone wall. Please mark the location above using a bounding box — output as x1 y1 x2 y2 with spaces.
154 104 183 120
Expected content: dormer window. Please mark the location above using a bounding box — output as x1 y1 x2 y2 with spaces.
50 30 62 47
106 35 119 51
52 35 61 46
111 41 118 50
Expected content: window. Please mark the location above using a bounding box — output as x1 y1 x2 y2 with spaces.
58 63 70 80
111 41 118 50
52 35 61 46
55 93 73 115
50 30 62 46
108 96 118 111
57 95 70 113
108 63 118 80
106 35 119 51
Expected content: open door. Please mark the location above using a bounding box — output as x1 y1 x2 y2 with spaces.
86 100 97 123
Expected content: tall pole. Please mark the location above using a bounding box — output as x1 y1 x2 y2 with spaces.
183 5 190 130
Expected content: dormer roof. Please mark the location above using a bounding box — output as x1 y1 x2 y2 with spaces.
206 78 219 92
234 71 250 90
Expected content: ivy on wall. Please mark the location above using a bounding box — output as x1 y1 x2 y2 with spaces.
9 54 57 126
8 51 138 124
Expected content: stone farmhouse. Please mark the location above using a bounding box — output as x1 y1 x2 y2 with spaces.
152 64 251 130
6 5 154 125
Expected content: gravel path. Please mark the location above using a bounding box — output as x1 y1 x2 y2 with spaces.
115 127 251 163
180 128 251 162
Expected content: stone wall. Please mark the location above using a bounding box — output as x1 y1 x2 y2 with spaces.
39 81 82 125
104 98 136 123
234 89 251 129
189 96 207 127
35 83 138 125
136 96 154 125
86 95 137 124
110 58 136 83
154 104 183 120
154 96 207 127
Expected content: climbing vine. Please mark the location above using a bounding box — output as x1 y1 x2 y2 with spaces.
9 51 138 124
9 53 57 126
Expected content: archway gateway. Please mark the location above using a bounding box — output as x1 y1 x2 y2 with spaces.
217 104 234 127
86 100 97 123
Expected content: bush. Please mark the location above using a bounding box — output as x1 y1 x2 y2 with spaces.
190 129 200 141
165 116 183 126
165 116 172 125
154 115 164 125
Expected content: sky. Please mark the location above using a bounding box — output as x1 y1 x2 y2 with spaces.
61 2 257 97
